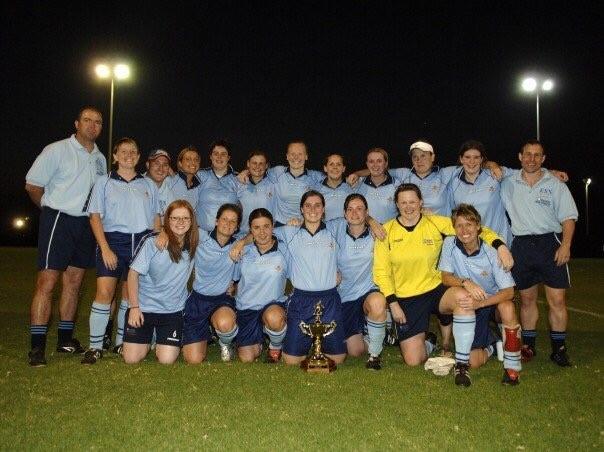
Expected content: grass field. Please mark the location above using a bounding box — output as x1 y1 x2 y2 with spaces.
1 248 602 451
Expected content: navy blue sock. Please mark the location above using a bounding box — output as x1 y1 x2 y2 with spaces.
57 320 74 344
31 324 48 350
550 330 567 352
522 329 537 350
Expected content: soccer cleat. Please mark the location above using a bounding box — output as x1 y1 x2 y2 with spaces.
550 347 571 367
81 349 103 365
112 345 123 355
454 363 471 387
365 355 382 370
220 343 234 362
56 338 85 354
28 347 47 367
501 368 520 386
521 345 535 362
266 348 282 363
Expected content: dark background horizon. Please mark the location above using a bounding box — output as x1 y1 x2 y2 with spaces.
2 2 602 256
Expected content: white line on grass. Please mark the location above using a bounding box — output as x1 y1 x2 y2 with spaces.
537 299 604 319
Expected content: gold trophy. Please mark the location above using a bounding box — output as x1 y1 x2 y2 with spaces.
299 301 337 373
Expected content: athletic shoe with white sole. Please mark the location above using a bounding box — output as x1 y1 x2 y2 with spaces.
56 338 85 354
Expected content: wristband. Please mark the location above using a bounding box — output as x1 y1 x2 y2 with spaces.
386 294 398 305
129 306 140 309
491 239 505 250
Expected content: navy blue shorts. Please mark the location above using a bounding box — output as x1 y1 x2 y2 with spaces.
511 233 570 290
95 230 151 279
471 305 497 349
37 207 96 271
284 287 347 356
341 290 380 340
236 302 286 347
123 309 183 346
182 291 235 345
393 284 452 341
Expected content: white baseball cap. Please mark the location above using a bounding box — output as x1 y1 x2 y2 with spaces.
409 141 434 154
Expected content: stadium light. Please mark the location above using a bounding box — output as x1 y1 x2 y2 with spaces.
520 76 555 141
13 216 29 230
583 178 592 236
94 62 132 170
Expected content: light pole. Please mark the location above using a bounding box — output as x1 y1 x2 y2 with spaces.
95 63 131 170
583 178 592 236
521 77 554 141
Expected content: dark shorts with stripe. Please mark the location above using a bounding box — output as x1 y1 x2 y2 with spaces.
37 206 96 271
95 230 151 279
471 305 498 349
236 301 286 347
511 233 570 290
393 284 453 341
284 287 347 356
341 290 380 340
123 310 184 346
182 291 235 345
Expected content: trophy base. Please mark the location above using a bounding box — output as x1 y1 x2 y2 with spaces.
300 356 337 373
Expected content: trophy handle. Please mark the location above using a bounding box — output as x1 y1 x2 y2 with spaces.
322 321 337 338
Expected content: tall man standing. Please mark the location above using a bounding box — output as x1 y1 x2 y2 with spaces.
25 107 106 366
500 140 578 366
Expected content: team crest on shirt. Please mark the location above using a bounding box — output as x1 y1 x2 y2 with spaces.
423 238 434 246
488 185 496 192
431 184 440 193
480 270 490 278
275 265 283 272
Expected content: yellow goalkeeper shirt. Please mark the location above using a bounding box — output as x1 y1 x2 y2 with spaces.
373 214 501 298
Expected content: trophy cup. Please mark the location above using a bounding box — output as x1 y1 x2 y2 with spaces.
299 301 337 373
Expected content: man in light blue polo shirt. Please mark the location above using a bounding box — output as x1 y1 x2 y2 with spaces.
145 149 176 223
25 106 106 366
500 140 578 367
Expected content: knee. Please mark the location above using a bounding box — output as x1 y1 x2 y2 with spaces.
366 296 387 318
469 350 486 369
213 314 236 333
402 352 424 367
184 354 205 365
123 354 143 364
238 354 256 363
35 273 58 295
156 355 178 365
547 296 567 311
330 354 346 365
347 344 364 358
264 310 286 331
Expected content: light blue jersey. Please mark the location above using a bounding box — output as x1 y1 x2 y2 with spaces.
267 166 324 224
439 236 515 296
235 176 275 233
145 176 177 222
166 172 201 212
26 135 106 217
87 172 160 233
192 228 238 296
235 240 288 311
500 170 578 236
330 218 378 302
446 169 512 244
196 167 240 231
315 179 354 221
130 234 194 313
354 174 401 223
274 222 338 291
391 166 458 215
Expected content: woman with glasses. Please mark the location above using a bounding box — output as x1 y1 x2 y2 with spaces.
122 200 199 364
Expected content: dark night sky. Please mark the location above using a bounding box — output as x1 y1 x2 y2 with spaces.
1 2 602 254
